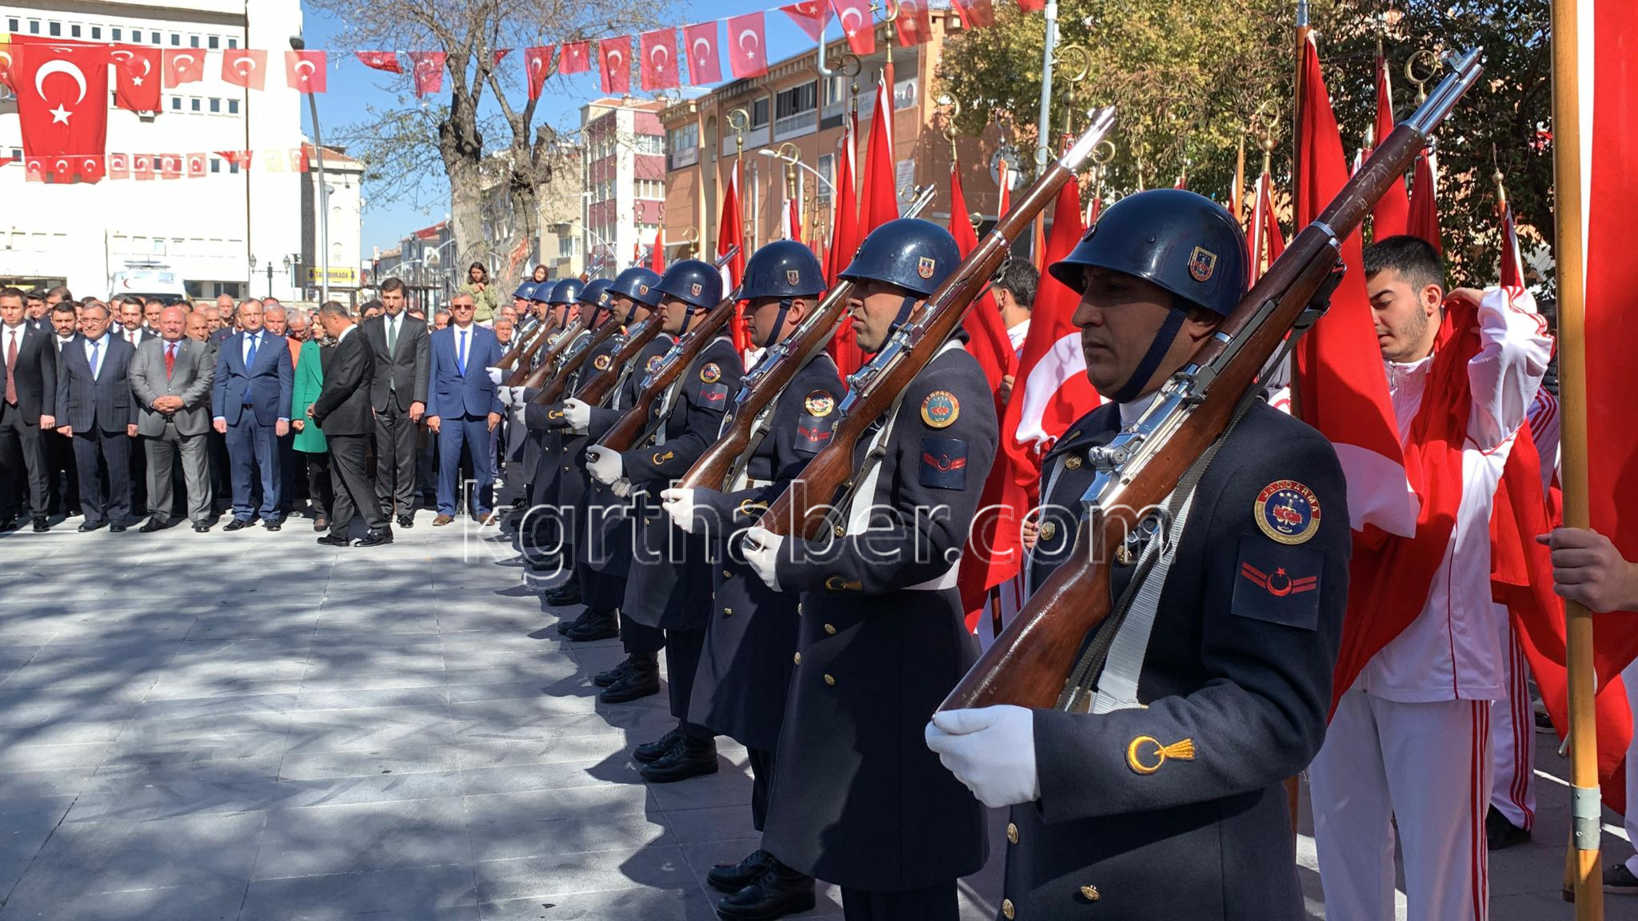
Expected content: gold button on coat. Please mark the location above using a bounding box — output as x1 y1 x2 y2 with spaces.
1079 884 1100 902
823 673 835 685
824 623 837 635
722 607 733 617
1005 823 1019 844
1000 898 1015 920
793 652 801 665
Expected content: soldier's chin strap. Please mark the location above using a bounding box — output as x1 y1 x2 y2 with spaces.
1108 299 1189 405
886 295 918 340
758 297 794 349
679 302 700 337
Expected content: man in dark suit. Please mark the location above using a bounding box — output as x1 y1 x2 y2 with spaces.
54 302 138 532
44 302 79 519
211 299 292 531
425 291 503 525
129 306 215 532
360 277 428 528
0 286 57 531
310 302 391 547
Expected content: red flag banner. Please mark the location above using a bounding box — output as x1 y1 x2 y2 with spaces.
949 163 1014 398
109 45 159 111
1008 179 1093 461
11 38 110 180
186 152 206 178
650 227 666 274
524 46 553 99
950 0 995 28
717 168 748 354
726 12 768 80
76 153 103 183
639 28 680 92
1370 53 1409 239
355 50 402 73
830 0 876 55
825 114 864 376
162 48 205 88
284 50 326 93
409 51 446 97
492 49 510 67
159 154 181 180
215 149 252 169
221 48 266 90
107 152 128 180
132 153 153 180
1017 0 1045 11
684 23 722 85
895 0 933 46
781 1 831 41
560 41 590 75
597 36 630 94
1406 148 1441 254
857 75 897 233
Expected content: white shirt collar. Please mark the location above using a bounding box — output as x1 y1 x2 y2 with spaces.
1117 391 1163 428
336 324 356 343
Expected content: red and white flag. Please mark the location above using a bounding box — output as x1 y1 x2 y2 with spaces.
781 1 831 41
159 154 182 180
597 37 630 94
186 152 206 178
726 13 768 80
492 49 510 67
683 23 721 85
559 41 590 75
355 50 402 73
825 112 865 376
1370 51 1409 239
949 161 1014 399
215 149 252 169
639 29 679 92
75 154 104 183
951 0 995 28
107 152 129 180
11 39 110 177
1246 169 1285 286
162 48 204 88
1008 180 1095 459
221 48 266 90
284 50 326 93
524 46 553 99
132 153 154 180
110 44 160 111
829 0 876 55
895 0 933 46
717 167 748 354
409 51 446 97
1018 0 1045 10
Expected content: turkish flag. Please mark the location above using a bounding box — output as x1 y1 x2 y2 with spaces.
951 0 995 27
284 50 326 93
560 41 590 75
1406 148 1441 253
1245 170 1285 285
132 153 154 180
492 49 510 67
159 154 182 180
523 46 553 99
186 152 206 178
857 75 898 233
781 1 831 40
355 51 401 74
110 45 160 111
1017 0 1045 10
216 149 252 169
23 158 42 182
949 162 1014 399
409 51 446 97
726 13 768 80
76 154 104 183
1370 53 1409 240
830 0 876 55
639 29 680 92
0 35 14 91
716 167 749 354
221 48 266 90
895 0 933 46
650 226 666 274
825 113 865 375
162 48 205 88
11 39 110 169
597 37 630 94
292 147 311 172
683 23 722 86
108 152 129 180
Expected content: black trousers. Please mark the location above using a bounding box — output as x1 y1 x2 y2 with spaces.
73 427 130 525
666 626 711 737
374 403 418 515
302 450 334 519
748 746 775 832
0 401 48 518
840 883 957 921
206 429 231 513
328 433 386 536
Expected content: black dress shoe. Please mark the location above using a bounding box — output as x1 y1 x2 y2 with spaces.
139 518 170 533
77 520 107 532
316 533 350 547
715 863 817 920
263 518 282 532
1485 806 1531 850
109 522 127 533
600 656 660 704
354 528 394 547
594 657 633 688
0 516 19 532
397 513 415 528
639 736 718 783
565 608 619 641
192 521 211 533
556 607 589 635
633 726 684 765
32 517 50 533
708 850 773 893
545 580 582 606
223 518 252 532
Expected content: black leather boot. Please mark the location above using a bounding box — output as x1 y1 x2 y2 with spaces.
715 859 816 920
544 577 581 607
594 657 633 688
639 734 717 783
599 653 659 703
707 849 773 893
632 725 683 765
564 607 619 641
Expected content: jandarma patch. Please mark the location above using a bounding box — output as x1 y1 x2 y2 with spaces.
1253 479 1321 545
920 390 959 429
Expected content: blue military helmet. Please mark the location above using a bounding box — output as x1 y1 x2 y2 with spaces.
608 266 662 305
840 218 961 298
528 281 552 304
742 240 825 301
512 281 535 300
654 259 723 310
577 278 613 310
548 278 585 306
1048 188 1249 318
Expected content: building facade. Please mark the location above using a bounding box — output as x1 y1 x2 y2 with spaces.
0 0 305 301
299 143 365 303
581 97 665 279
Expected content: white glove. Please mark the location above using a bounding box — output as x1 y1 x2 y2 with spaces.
660 488 699 534
563 398 591 434
510 386 527 406
585 444 622 485
741 526 785 592
485 366 504 386
923 705 1040 808
495 386 514 408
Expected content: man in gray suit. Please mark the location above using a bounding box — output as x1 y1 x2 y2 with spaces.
359 278 428 528
130 306 215 533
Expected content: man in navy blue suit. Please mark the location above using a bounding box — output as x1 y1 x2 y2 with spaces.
54 302 139 532
211 300 293 530
424 291 502 525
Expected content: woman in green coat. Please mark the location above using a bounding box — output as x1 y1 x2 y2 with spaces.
290 335 334 531
457 262 500 323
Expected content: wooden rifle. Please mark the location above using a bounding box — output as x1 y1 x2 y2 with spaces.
680 185 939 491
512 315 589 391
938 49 1482 712
501 319 556 387
494 315 544 373
530 310 622 405
751 108 1118 540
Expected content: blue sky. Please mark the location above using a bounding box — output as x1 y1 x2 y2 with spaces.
298 1 850 255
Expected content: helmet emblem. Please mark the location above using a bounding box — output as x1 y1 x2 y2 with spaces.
690 282 703 297
786 269 801 286
917 257 936 279
638 284 649 295
1187 246 1218 283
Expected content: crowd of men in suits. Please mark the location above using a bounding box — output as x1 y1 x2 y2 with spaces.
0 278 514 542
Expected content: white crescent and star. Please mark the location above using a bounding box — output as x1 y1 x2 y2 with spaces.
34 60 86 123
529 55 544 74
840 7 864 32
650 44 671 70
232 55 257 78
295 60 316 77
691 37 713 65
738 30 761 60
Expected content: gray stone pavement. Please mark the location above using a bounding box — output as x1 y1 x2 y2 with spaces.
0 513 1632 920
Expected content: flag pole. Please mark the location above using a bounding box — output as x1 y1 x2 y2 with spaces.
1287 0 1308 423
1550 0 1602 915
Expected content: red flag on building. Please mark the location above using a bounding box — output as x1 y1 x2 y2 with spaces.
951 0 995 28
221 48 267 90
284 50 326 93
162 48 204 88
895 0 933 46
781 1 831 40
830 0 876 55
1370 51 1409 240
684 23 722 85
107 152 128 180
727 12 768 80
110 45 160 112
640 29 680 91
559 42 590 75
185 152 206 178
1406 148 1441 253
825 113 865 376
524 46 553 99
597 37 630 94
857 74 897 233
409 51 446 97
355 50 402 73
159 154 181 180
132 153 154 180
11 39 110 178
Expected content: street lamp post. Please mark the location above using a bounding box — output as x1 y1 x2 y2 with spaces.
290 34 331 308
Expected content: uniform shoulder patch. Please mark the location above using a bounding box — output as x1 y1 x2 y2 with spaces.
920 390 960 429
700 362 721 383
1230 534 1323 631
645 354 664 374
803 390 834 417
795 413 836 455
1253 479 1322 545
919 436 969 490
698 382 729 404
593 353 612 371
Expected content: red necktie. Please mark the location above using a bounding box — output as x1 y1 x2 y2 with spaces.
164 342 176 379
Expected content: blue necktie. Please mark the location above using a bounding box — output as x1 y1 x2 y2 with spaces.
246 332 259 367
89 339 101 380
457 330 467 376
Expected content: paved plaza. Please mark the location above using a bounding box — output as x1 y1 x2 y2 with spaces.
0 516 1631 920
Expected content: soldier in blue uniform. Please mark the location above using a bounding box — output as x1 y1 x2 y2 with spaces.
657 241 846 920
584 262 744 770
923 189 1351 921
735 219 995 921
514 277 590 601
